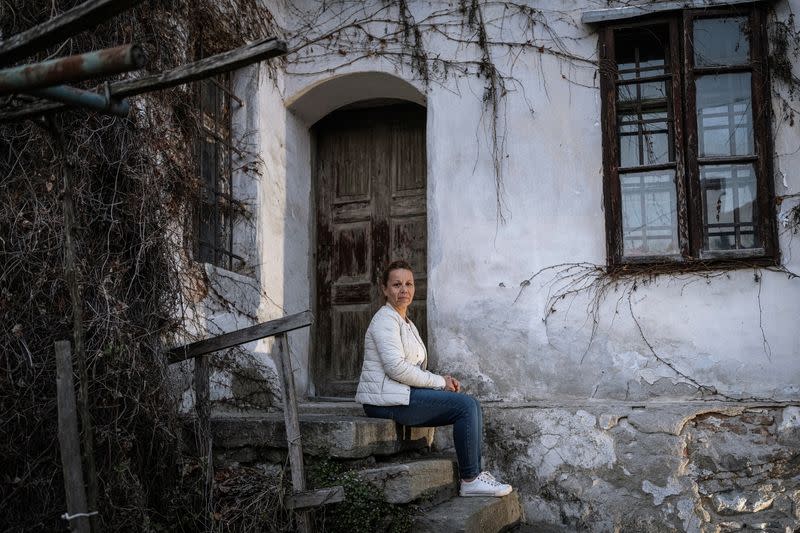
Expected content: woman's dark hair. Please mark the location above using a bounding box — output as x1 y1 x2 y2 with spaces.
381 260 413 286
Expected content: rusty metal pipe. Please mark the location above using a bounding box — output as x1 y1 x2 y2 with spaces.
0 0 145 66
0 44 145 96
30 85 130 117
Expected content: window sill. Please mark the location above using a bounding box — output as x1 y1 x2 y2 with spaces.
607 255 779 276
194 260 258 284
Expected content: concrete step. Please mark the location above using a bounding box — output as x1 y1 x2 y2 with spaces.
413 490 523 533
357 458 458 504
211 413 433 459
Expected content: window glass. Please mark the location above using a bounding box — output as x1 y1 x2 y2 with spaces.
617 81 667 103
693 17 750 67
617 108 672 168
621 170 679 256
696 73 753 157
618 110 671 167
700 164 758 251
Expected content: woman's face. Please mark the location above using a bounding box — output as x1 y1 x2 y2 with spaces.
382 268 415 314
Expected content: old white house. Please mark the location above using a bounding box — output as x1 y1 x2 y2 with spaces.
189 0 800 530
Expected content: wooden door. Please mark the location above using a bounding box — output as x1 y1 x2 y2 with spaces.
314 103 427 397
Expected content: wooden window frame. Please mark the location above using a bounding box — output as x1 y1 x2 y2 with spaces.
599 5 778 270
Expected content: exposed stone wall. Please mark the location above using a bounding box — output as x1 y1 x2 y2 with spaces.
175 263 285 413
432 403 800 531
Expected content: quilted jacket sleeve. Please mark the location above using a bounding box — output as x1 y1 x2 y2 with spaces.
371 313 447 389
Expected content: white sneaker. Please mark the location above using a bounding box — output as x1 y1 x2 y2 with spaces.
459 471 513 497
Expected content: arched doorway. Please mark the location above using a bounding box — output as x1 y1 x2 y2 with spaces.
312 101 428 397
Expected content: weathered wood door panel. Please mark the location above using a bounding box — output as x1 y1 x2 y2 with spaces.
314 103 427 397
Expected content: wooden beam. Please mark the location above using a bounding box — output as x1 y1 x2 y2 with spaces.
167 310 312 364
286 486 345 510
54 341 91 533
276 333 311 533
112 37 285 97
0 37 286 122
0 0 144 66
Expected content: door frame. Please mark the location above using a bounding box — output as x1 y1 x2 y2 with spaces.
309 101 429 398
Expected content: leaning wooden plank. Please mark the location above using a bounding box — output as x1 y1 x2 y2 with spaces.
286 486 345 510
0 37 287 122
54 341 91 533
167 310 312 364
0 0 144 66
276 333 311 533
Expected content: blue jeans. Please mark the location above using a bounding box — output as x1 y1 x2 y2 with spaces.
363 387 483 479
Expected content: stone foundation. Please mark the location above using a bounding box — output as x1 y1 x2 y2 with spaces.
434 402 800 532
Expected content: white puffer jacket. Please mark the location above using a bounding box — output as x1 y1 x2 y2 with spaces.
355 304 447 406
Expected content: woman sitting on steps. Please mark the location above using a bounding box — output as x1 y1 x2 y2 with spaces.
355 259 513 497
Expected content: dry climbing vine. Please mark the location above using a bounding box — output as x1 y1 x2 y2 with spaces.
282 0 596 224
514 259 798 402
0 1 294 531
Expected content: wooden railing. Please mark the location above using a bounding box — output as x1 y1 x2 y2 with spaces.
167 310 342 532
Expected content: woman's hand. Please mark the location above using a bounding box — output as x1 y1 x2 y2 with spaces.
444 375 461 392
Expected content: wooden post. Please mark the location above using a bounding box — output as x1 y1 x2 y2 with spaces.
54 341 91 533
194 353 212 527
275 333 311 533
51 122 100 533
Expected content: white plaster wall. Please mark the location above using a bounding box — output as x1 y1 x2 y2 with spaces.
260 0 800 401
249 57 314 397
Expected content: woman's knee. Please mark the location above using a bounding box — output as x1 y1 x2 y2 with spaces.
468 394 482 411
455 393 480 419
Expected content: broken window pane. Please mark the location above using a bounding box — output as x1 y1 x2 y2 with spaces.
620 170 679 256
700 164 759 251
696 73 753 157
615 26 669 81
693 17 750 67
614 25 673 170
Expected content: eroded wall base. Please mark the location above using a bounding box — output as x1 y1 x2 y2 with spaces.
435 403 800 532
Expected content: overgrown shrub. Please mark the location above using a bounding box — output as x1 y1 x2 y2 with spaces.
0 1 277 531
310 459 413 533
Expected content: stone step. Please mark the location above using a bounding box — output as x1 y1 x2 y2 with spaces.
357 458 458 504
211 413 433 459
509 523 566 533
413 490 523 533
298 400 365 417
